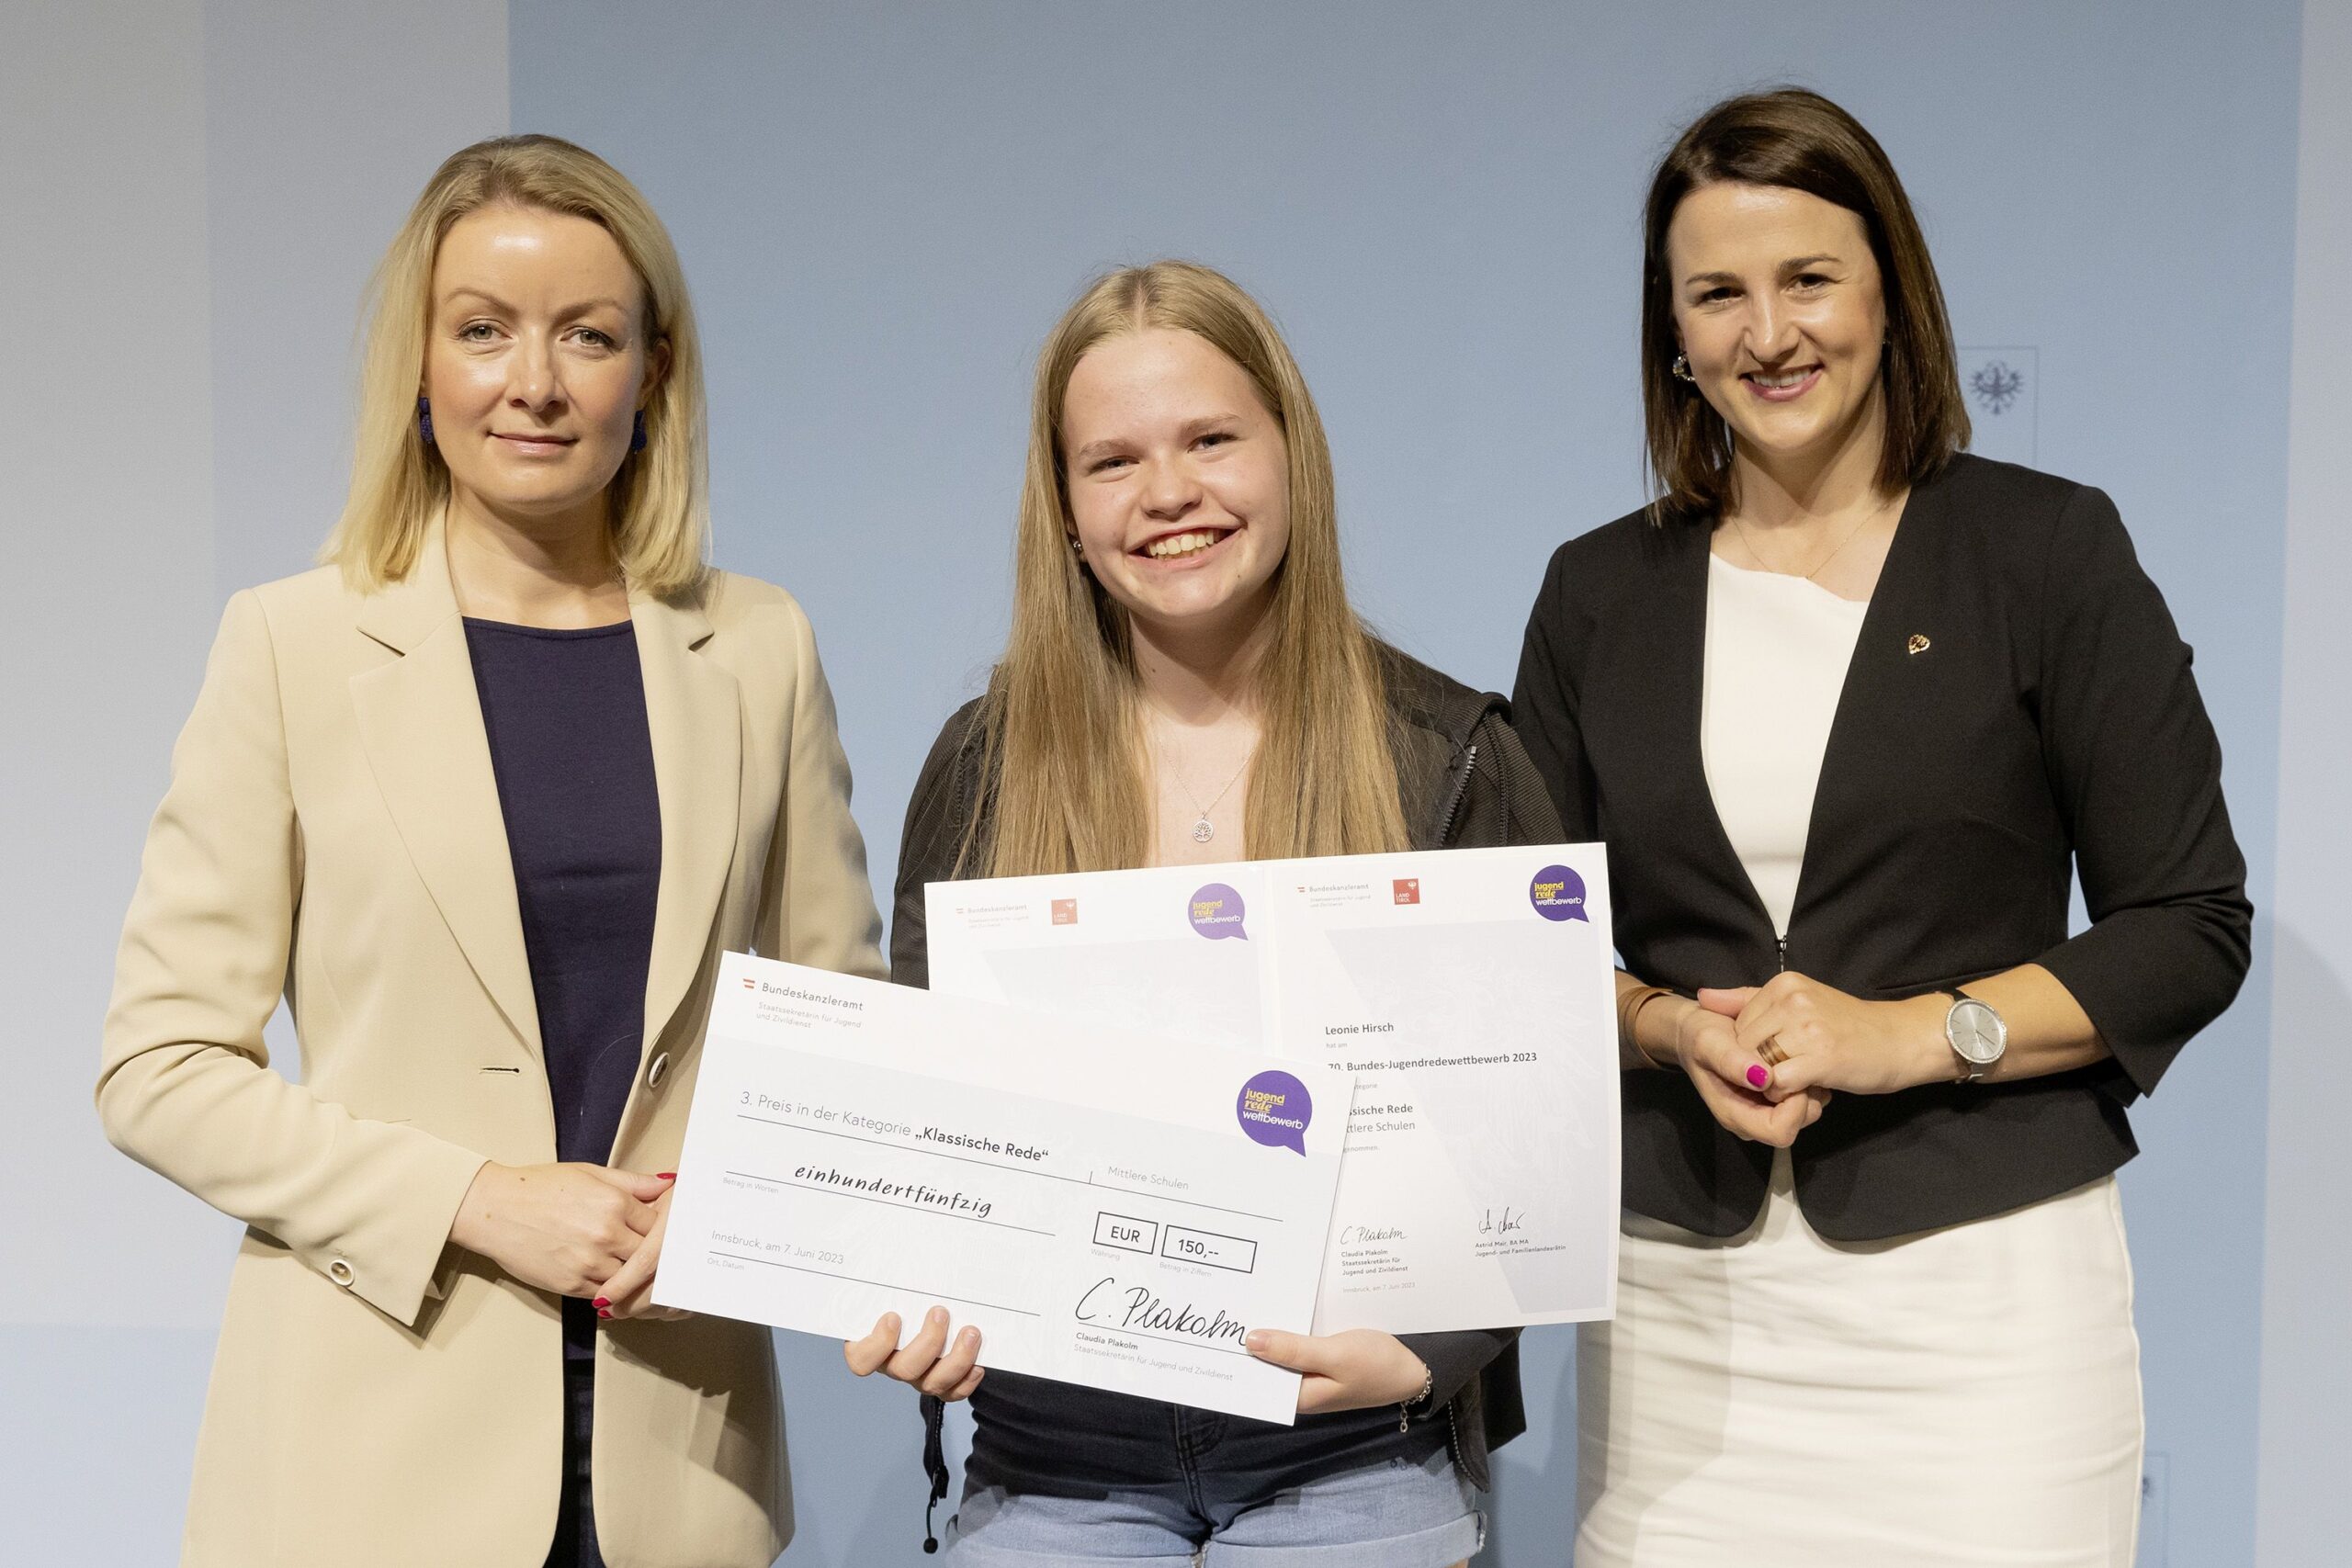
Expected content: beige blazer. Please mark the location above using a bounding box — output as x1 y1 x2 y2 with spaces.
98 525 887 1567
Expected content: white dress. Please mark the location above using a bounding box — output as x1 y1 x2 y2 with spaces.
1573 555 2144 1568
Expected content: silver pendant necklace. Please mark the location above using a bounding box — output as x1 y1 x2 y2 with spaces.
1171 752 1253 844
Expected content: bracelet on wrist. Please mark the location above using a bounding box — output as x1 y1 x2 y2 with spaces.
1396 1361 1437 1432
1617 984 1678 1069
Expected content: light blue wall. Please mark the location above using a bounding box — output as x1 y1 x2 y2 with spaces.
4 3 2320 1564
514 4 2297 1563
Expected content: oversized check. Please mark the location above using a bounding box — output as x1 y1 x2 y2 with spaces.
653 953 1348 1423
926 845 1619 1335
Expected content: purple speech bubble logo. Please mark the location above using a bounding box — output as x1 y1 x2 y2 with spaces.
1530 864 1589 922
1237 1069 1312 1156
1188 883 1248 941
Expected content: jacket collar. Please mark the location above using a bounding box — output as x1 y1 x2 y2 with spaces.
631 584 739 1060
1637 464 1957 964
350 517 738 1068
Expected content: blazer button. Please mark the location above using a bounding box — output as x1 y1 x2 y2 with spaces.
647 1053 672 1090
328 1258 356 1288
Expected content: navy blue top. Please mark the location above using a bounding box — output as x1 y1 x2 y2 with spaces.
466 617 662 1359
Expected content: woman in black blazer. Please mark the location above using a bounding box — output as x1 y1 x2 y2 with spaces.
1512 91 2249 1567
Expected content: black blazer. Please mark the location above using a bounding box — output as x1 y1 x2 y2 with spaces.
1511 454 2253 1241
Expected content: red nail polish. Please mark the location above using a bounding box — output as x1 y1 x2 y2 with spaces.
1747 1065 1770 1089
593 1297 609 1309
657 1172 676 1180
597 1308 612 1320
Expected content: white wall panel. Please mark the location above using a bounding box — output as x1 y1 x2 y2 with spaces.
3 0 221 1331
2258 1 2352 1561
1 4 506 1560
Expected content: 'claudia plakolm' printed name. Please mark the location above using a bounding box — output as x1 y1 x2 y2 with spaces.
920 1127 1049 1161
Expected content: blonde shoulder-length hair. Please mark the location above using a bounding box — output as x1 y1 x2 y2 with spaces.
322 134 708 598
972 260 1408 878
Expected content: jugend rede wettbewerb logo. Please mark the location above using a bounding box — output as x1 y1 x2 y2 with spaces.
1530 864 1589 922
1236 1069 1312 1155
1188 883 1248 941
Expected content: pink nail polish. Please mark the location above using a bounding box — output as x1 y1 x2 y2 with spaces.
1747 1065 1770 1089
593 1297 609 1310
597 1308 612 1320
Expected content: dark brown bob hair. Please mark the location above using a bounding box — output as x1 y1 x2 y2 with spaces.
1641 87 1969 524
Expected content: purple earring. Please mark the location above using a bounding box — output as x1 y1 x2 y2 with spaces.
416 396 435 446
630 409 648 453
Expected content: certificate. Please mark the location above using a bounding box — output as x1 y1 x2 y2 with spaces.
925 845 1620 1335
653 953 1348 1424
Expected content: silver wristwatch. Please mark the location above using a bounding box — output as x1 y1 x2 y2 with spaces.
1939 990 2007 1082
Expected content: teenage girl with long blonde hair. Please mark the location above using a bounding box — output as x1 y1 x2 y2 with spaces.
849 260 1558 1566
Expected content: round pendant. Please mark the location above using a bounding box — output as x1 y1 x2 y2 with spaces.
1192 818 1216 844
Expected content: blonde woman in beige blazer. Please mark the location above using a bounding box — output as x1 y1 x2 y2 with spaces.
97 136 884 1568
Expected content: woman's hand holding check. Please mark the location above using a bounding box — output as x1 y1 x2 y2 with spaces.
450 1163 690 1320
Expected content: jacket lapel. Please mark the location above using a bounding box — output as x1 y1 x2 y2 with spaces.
631 589 741 1057
1786 472 1946 946
351 525 542 1059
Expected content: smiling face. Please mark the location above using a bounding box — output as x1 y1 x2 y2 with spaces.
1666 182 1888 479
1059 327 1292 652
422 203 665 534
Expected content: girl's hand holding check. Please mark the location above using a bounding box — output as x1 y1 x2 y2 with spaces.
842 1313 1426 1416
846 1307 986 1402
1243 1327 1430 1415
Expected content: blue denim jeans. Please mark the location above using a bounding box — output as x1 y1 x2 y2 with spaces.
944 1445 1483 1567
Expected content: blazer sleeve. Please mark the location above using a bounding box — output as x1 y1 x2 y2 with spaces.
1510 542 1601 840
96 591 488 1326
2030 487 2254 1096
753 595 888 981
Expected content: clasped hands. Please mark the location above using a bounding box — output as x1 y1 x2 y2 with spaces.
1645 973 1953 1146
845 1307 1430 1418
449 1161 691 1322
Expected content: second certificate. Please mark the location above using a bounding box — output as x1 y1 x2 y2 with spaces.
925 844 1621 1336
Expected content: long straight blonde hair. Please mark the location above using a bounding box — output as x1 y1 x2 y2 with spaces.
972 261 1408 878
322 135 709 598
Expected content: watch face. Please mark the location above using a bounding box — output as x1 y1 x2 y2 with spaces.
1949 998 2007 1065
